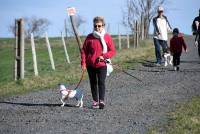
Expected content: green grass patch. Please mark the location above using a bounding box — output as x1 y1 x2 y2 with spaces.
148 96 200 134
0 37 154 98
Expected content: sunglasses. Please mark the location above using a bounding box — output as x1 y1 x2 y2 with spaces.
94 25 103 28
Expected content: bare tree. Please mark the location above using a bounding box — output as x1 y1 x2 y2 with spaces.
122 0 166 38
8 16 50 38
65 14 86 36
25 16 50 38
8 21 16 37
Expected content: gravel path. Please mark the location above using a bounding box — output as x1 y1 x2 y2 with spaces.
0 37 200 134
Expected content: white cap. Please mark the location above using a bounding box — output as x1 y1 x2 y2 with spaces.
158 6 164 12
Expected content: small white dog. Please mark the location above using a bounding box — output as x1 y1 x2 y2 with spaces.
58 84 83 108
163 50 173 67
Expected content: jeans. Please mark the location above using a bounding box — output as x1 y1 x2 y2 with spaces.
198 39 200 57
153 38 168 64
87 66 107 102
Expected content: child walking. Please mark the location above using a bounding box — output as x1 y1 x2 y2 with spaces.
170 28 187 71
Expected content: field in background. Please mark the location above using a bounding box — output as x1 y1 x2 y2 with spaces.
0 36 154 97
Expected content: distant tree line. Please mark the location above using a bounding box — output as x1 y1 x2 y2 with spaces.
122 0 166 39
8 15 86 38
8 0 167 39
9 16 50 38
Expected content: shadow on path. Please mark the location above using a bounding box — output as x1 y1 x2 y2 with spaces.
0 101 74 107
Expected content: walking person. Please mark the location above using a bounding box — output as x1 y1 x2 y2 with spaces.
192 8 200 35
153 6 172 66
193 8 200 57
81 16 116 109
170 28 187 71
194 24 200 57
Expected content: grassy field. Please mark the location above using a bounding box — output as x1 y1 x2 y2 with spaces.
148 97 200 134
0 36 154 98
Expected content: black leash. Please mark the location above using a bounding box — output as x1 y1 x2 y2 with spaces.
113 64 143 83
121 70 142 82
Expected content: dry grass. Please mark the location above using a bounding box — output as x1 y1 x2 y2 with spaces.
0 37 154 98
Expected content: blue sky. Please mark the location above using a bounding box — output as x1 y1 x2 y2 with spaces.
0 0 199 37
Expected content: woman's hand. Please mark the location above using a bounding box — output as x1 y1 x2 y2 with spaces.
98 56 104 62
82 65 86 71
185 49 188 53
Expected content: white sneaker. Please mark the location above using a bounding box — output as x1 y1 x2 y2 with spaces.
164 61 167 67
173 66 177 71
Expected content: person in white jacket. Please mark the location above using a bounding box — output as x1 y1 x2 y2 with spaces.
153 6 172 66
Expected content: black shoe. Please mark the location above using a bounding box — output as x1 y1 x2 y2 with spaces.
99 101 105 109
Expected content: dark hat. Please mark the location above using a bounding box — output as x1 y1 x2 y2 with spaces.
173 28 179 34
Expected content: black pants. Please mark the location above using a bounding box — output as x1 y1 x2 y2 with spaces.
87 66 107 102
173 53 181 66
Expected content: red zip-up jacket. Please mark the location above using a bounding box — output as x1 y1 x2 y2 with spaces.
170 34 187 54
81 33 116 68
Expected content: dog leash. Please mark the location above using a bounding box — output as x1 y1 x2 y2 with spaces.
72 61 143 91
113 63 143 83
99 59 142 83
74 70 86 90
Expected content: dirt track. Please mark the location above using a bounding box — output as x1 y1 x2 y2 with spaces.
0 36 200 134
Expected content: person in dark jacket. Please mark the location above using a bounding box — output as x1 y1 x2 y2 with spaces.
192 8 200 35
170 28 187 71
195 26 200 56
194 17 200 57
81 16 116 109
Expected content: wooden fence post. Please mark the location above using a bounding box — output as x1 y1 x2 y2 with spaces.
141 15 144 40
137 21 139 47
14 18 25 80
126 33 130 49
134 21 136 48
118 24 122 50
14 19 18 80
20 19 24 79
64 19 68 40
45 32 55 70
31 33 38 76
134 20 139 48
118 33 122 50
61 32 70 63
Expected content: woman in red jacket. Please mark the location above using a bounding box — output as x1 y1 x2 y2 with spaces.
170 28 187 71
81 16 116 109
